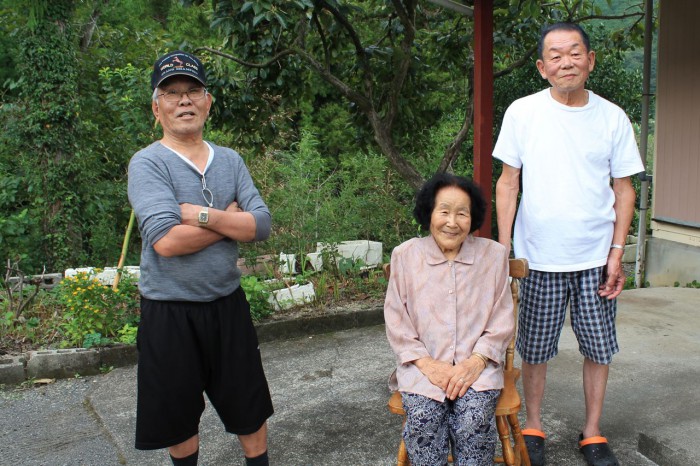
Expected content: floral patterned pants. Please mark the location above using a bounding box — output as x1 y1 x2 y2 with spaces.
401 389 500 466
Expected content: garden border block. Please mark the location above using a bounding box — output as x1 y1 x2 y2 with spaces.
27 348 101 379
0 355 27 385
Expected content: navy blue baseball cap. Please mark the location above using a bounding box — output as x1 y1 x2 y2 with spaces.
151 50 206 89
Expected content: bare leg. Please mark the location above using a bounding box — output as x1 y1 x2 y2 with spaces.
582 358 609 438
522 362 547 431
169 434 199 458
238 422 268 458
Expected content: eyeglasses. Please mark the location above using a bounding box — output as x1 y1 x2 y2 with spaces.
158 87 208 103
201 175 213 207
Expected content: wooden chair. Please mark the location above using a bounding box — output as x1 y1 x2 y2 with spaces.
384 258 531 466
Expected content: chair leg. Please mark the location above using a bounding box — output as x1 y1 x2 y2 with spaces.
397 437 409 466
496 415 516 466
508 413 530 466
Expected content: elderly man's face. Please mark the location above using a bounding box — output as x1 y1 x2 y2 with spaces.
152 76 212 139
536 29 595 99
429 186 472 260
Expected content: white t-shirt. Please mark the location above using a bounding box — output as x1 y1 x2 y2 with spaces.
493 88 644 272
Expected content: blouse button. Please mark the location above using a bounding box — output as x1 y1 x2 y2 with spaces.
449 289 454 294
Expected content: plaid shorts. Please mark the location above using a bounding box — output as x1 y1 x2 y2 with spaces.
516 267 619 365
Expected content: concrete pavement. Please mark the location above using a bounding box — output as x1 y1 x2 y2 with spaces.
0 287 698 465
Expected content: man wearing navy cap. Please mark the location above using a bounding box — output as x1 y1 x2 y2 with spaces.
128 51 273 466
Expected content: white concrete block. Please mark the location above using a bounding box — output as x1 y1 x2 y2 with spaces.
64 267 95 278
316 240 383 268
306 252 323 271
278 253 297 275
268 282 316 311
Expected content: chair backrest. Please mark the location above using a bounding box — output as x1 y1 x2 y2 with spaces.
382 258 529 371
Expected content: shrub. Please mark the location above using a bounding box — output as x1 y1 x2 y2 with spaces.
55 270 140 347
240 275 274 321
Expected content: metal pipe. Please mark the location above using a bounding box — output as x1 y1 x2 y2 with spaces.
634 0 654 288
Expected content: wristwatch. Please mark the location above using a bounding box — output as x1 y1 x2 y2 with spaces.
198 207 209 226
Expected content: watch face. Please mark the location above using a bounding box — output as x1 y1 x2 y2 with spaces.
198 210 208 224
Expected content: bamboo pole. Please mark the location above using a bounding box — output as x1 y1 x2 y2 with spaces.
112 210 136 291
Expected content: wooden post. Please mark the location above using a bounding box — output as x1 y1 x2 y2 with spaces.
112 210 136 291
473 0 494 238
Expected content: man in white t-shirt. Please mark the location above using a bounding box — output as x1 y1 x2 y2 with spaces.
494 23 643 466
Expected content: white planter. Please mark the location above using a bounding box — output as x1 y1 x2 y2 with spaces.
278 253 297 275
268 282 316 311
316 240 383 269
64 266 140 285
305 252 324 271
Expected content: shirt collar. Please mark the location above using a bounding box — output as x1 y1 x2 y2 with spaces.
422 234 476 265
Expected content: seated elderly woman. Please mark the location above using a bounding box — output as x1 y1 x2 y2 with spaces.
384 173 514 466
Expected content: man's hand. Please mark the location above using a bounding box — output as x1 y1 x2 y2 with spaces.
598 250 625 299
226 201 242 213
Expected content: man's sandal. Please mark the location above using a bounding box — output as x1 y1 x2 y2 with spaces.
522 429 546 466
579 434 620 466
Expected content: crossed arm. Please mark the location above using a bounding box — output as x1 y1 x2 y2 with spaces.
153 201 255 257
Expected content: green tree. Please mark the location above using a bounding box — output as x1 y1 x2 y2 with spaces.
191 0 646 189
4 0 83 270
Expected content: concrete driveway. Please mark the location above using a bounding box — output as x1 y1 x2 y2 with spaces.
1 287 698 465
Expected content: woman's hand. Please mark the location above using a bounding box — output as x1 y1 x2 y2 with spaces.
445 356 487 401
413 358 454 391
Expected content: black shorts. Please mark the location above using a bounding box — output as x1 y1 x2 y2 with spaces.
135 287 274 450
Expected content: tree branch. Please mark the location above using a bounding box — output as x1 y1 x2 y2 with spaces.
80 0 109 52
576 12 644 22
494 45 537 78
386 0 417 130
194 46 295 68
291 46 374 113
438 62 474 173
316 1 375 101
311 11 331 70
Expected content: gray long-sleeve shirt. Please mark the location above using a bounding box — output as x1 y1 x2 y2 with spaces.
127 141 271 301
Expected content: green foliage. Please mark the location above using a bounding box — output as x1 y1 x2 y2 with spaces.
82 332 111 349
250 131 413 260
11 0 83 270
55 271 140 348
0 0 656 329
240 275 273 321
118 323 139 344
